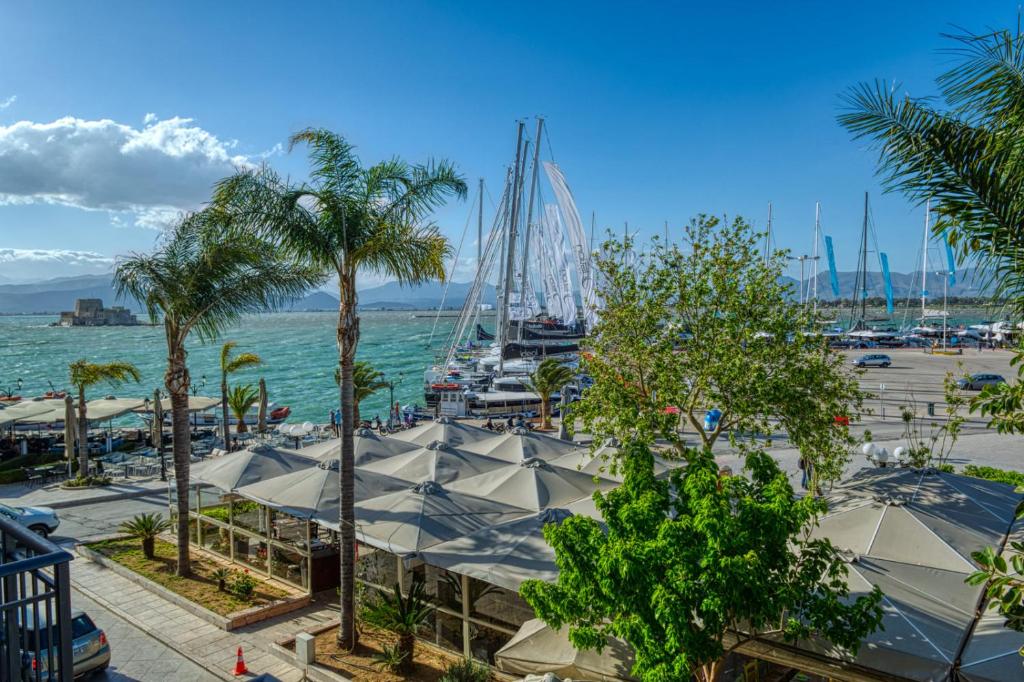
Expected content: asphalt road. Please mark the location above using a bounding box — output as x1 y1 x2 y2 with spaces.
50 494 169 545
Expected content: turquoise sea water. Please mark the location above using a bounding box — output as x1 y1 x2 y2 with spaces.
0 312 461 424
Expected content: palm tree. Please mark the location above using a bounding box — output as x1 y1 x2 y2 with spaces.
213 128 465 648
115 210 322 576
120 512 171 559
227 384 259 434
68 360 141 476
837 27 1024 308
523 358 576 430
220 342 261 442
334 360 388 425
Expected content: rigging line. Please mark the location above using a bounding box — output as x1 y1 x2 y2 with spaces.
543 122 556 164
427 188 476 349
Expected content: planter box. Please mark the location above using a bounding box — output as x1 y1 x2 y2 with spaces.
76 543 310 631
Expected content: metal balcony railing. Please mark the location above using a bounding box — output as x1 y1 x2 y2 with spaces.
0 517 73 682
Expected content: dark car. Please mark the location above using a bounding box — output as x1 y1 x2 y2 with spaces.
957 373 1007 391
21 609 110 680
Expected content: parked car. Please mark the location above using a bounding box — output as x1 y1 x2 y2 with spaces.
853 353 892 368
0 502 59 537
20 609 110 680
957 373 1007 391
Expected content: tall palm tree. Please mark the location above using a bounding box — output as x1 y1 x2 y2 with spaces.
334 360 388 425
219 342 261 443
68 360 141 476
115 209 322 576
214 128 465 648
837 27 1024 308
523 358 576 430
226 384 259 434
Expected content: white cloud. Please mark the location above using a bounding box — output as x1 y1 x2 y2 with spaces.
143 112 157 124
0 248 114 282
0 95 15 110
0 115 255 228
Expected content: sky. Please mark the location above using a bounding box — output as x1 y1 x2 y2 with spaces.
0 1 1015 285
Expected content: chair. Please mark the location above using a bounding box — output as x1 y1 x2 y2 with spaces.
23 468 45 488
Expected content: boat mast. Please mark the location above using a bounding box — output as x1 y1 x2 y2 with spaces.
764 202 773 265
921 199 930 323
812 202 820 317
477 177 484 278
517 117 544 340
498 121 526 376
850 192 869 329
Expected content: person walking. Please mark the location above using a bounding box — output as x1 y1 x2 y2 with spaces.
333 408 342 437
798 455 812 490
329 409 337 437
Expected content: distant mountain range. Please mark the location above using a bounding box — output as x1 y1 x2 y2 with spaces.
0 269 996 316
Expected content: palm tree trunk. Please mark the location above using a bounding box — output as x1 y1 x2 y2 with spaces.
166 345 192 577
541 395 551 430
77 385 89 477
337 284 360 650
354 401 360 428
221 374 230 446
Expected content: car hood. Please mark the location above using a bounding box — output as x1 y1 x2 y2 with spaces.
22 506 56 517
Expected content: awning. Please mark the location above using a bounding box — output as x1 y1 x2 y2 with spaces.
389 416 494 449
189 444 315 492
461 427 583 463
133 395 221 413
359 440 509 486
495 619 636 682
296 428 418 465
82 397 147 422
447 457 614 511
0 399 65 426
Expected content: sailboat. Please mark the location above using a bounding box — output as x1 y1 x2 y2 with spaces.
421 119 596 417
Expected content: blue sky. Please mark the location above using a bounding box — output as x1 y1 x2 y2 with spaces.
0 1 1014 283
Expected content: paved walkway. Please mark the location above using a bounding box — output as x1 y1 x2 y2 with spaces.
70 551 339 681
0 477 168 508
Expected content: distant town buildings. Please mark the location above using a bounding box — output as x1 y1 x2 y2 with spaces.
58 299 139 327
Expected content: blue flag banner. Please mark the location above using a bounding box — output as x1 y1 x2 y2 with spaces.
880 252 894 315
944 232 956 287
824 235 840 297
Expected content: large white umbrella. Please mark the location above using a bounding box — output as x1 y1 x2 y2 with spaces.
359 440 508 486
298 428 417 465
389 416 494 448
352 480 529 556
83 396 147 422
236 459 408 522
0 398 68 425
495 619 636 682
461 426 582 463
189 443 315 492
447 457 615 511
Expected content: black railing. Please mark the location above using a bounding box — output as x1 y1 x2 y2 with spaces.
0 517 73 682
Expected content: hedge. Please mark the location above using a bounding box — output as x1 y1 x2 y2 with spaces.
961 465 1024 488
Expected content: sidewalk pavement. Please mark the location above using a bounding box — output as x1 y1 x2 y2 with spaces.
0 477 169 508
71 551 339 681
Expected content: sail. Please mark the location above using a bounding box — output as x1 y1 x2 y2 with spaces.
944 232 956 287
880 252 894 315
824 235 840 297
543 204 578 324
543 162 598 329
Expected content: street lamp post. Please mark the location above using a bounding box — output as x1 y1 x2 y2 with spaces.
386 373 403 430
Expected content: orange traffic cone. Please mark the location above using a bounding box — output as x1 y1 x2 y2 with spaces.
233 646 248 676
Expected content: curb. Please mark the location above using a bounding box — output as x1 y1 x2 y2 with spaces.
47 487 166 509
70 571 236 682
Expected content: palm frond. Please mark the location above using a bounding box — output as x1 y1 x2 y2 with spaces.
939 28 1024 124
69 359 142 390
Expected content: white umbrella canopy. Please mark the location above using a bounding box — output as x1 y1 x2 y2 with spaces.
461 426 583 463
235 459 409 522
495 619 636 682
189 443 315 492
448 457 615 511
298 428 417 466
133 395 220 414
418 507 573 591
1 398 69 425
389 416 494 448
83 396 147 422
359 440 509 486
352 480 530 556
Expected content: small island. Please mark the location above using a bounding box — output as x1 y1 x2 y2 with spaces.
58 298 140 327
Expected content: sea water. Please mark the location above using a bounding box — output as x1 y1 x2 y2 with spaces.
0 311 460 424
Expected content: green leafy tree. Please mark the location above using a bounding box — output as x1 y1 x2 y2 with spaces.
214 128 465 648
572 217 862 488
115 210 322 576
68 360 141 476
227 384 259 434
335 360 388 425
120 512 171 559
523 358 576 430
220 342 261 442
521 441 884 682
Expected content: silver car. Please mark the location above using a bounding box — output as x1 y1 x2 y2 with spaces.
853 353 892 368
21 609 110 680
0 503 60 537
957 373 1007 391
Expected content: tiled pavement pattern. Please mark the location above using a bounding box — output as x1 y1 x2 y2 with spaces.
73 588 216 681
71 553 340 681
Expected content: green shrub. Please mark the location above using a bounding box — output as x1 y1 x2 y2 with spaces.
936 463 955 473
199 505 230 523
210 567 233 592
961 465 1024 488
229 569 258 600
371 643 408 672
0 469 27 484
64 475 112 488
440 657 490 682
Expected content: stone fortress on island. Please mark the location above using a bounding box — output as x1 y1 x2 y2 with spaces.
58 298 139 327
